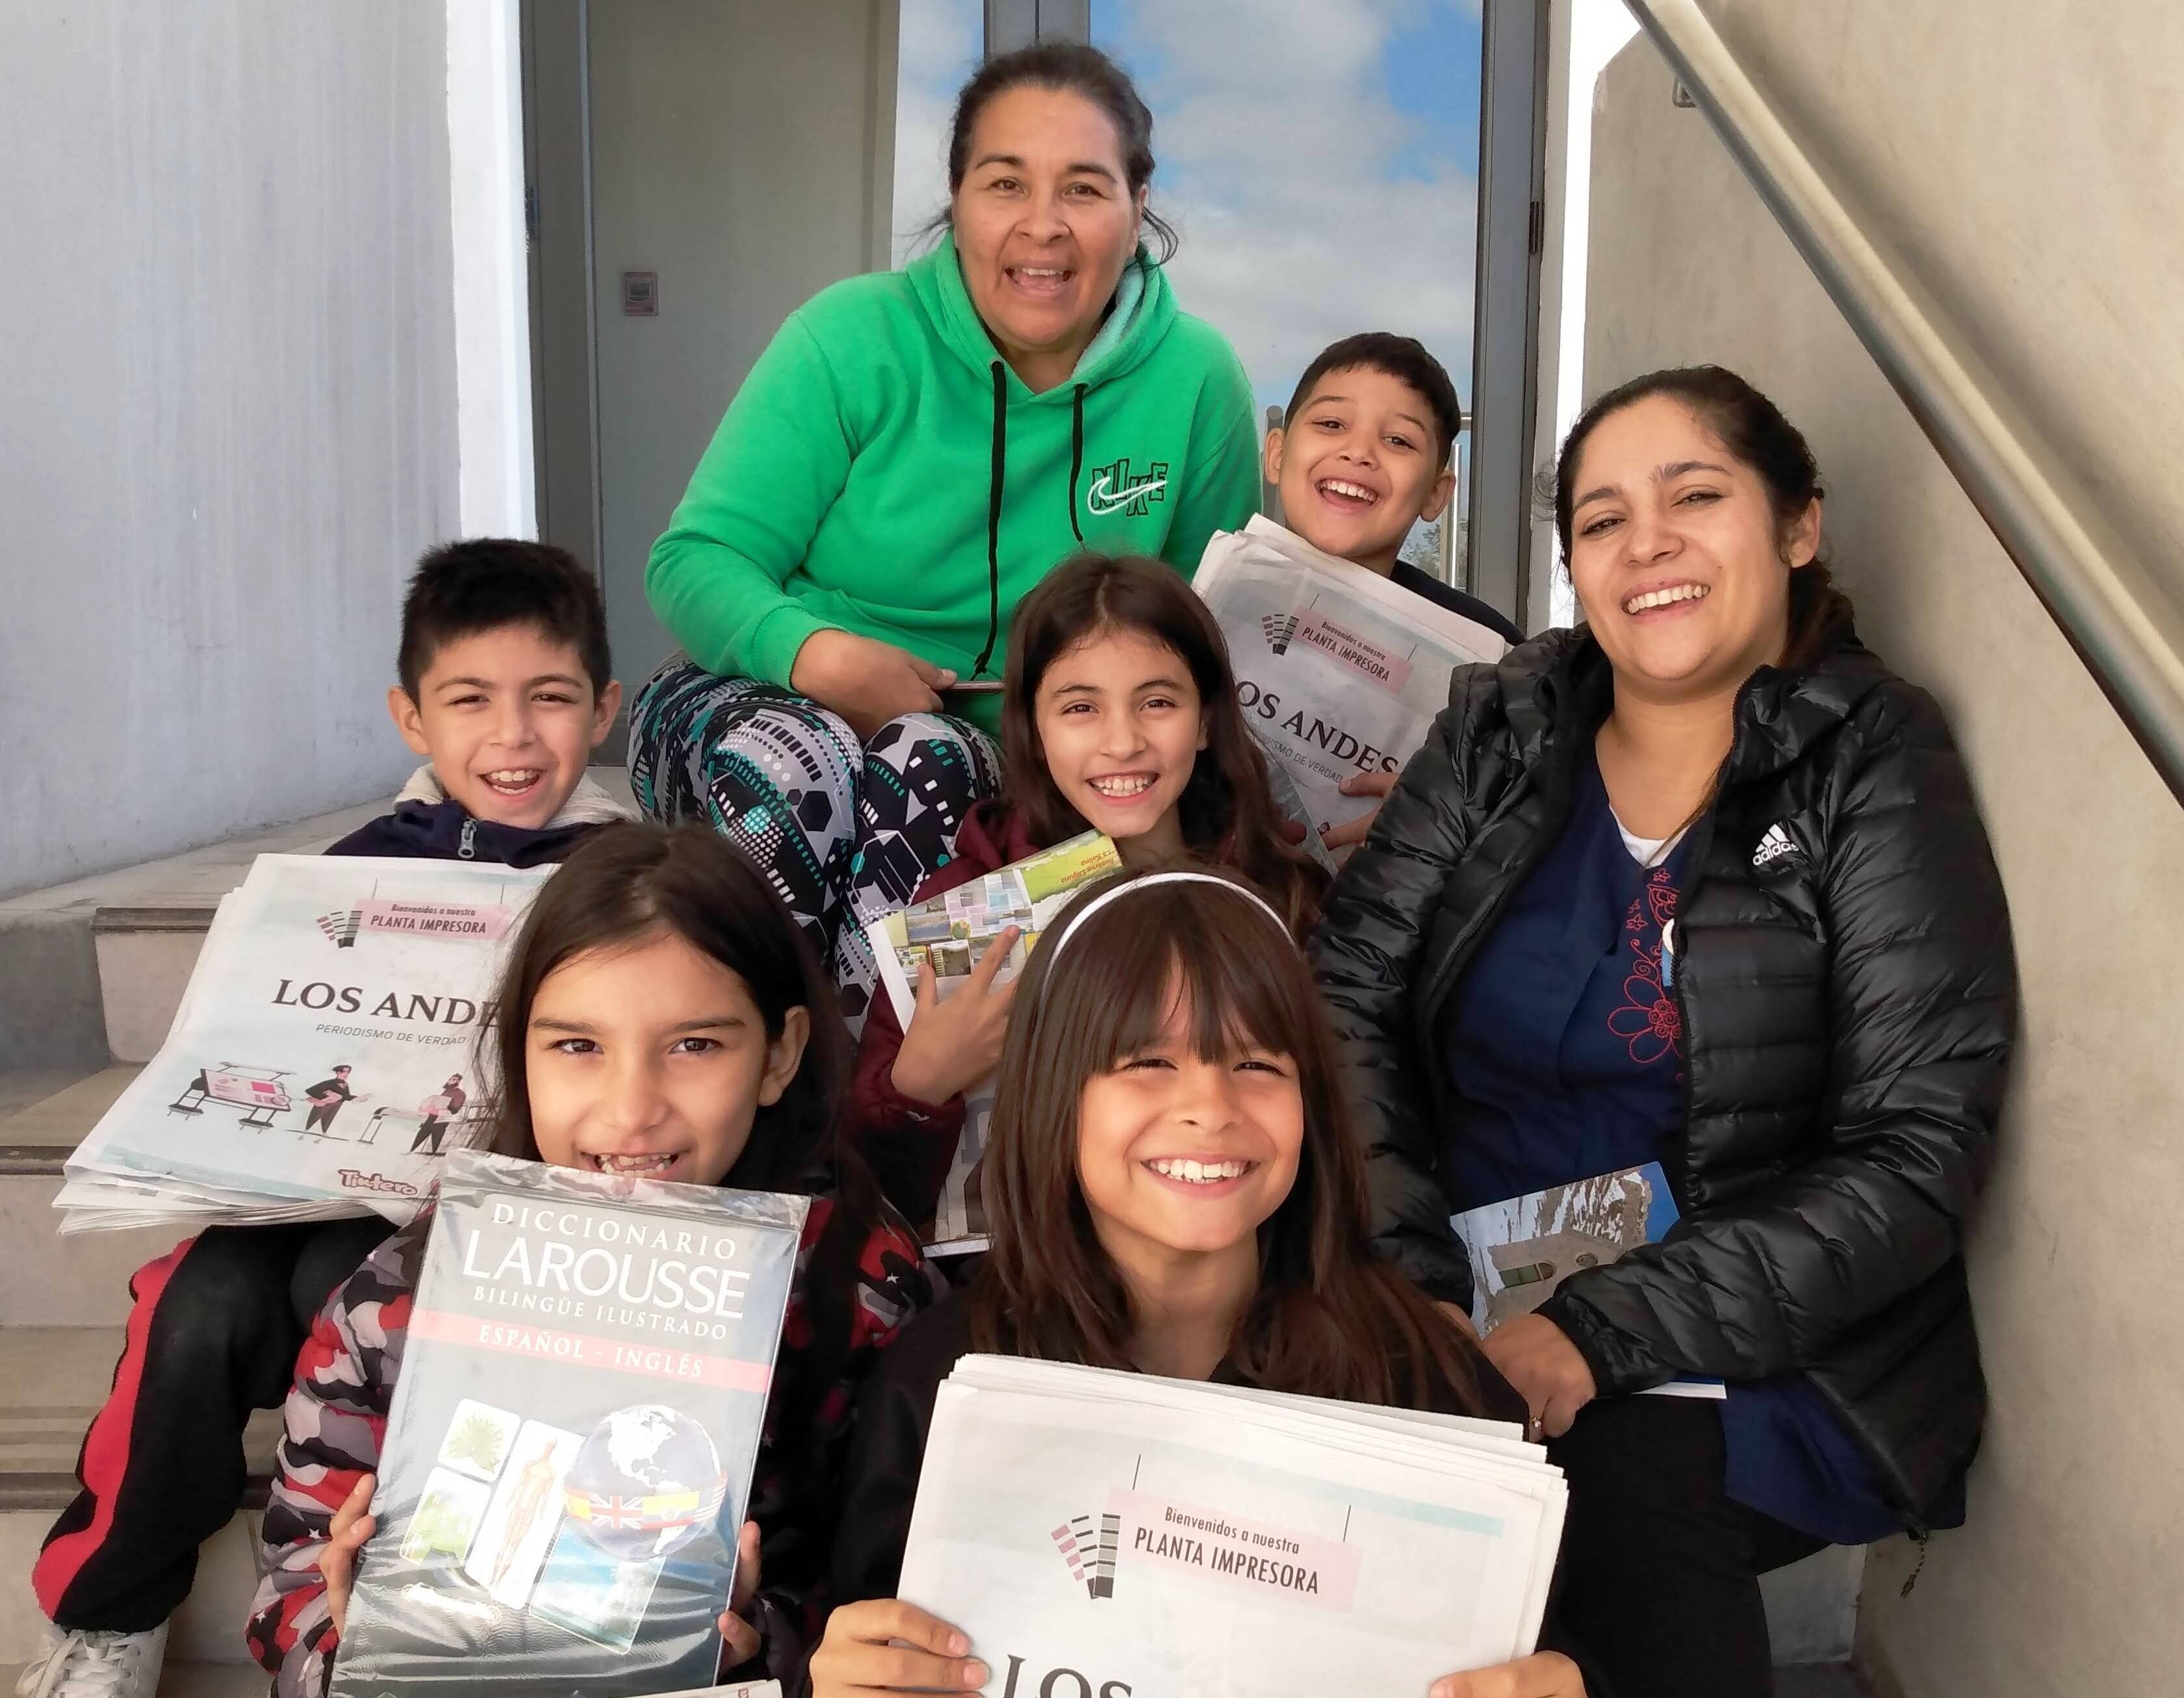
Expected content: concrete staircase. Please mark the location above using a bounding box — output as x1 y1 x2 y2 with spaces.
0 778 639 1695
1 798 410 1695
1 1071 279 1697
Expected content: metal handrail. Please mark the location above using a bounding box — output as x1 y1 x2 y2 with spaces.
1623 0 2184 805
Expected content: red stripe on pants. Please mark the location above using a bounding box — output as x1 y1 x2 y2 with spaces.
32 1236 198 1617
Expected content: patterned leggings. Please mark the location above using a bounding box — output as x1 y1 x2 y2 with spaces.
629 660 1001 1024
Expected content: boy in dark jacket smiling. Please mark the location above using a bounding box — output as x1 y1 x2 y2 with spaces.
327 539 630 863
21 541 630 1698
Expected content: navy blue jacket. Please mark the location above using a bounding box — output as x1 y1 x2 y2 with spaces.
323 797 607 866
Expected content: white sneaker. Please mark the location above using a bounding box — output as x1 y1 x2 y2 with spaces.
12 1625 167 1698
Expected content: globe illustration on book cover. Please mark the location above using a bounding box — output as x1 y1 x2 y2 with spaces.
561 1404 729 1562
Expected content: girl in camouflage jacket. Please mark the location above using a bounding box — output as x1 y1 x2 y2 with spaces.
246 824 940 1696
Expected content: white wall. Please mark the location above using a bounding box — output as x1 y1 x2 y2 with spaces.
446 0 537 540
0 1 462 895
584 0 897 686
1586 9 2184 1693
1527 0 1638 631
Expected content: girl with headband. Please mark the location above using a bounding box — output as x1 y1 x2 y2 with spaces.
811 869 1591 1698
849 553 1326 1229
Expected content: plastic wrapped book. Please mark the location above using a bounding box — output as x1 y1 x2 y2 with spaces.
1451 1162 1724 1398
867 832 1122 1253
897 1356 1567 1697
1193 517 1510 842
58 853 550 1231
329 1150 806 1698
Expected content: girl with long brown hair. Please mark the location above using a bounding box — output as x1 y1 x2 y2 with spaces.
812 869 1587 1698
849 552 1327 1229
248 825 940 1695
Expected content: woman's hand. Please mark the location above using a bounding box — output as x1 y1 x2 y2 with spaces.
793 630 957 740
715 1520 764 1668
1481 1314 1597 1438
890 928 1021 1107
808 1599 986 1695
318 1474 377 1639
1430 1649 1587 1698
1320 770 1400 852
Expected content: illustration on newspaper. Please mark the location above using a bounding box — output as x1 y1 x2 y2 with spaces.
330 1150 806 1698
1452 1162 1723 1398
1193 516 1510 840
898 1356 1567 1698
59 855 550 1230
867 832 1122 1252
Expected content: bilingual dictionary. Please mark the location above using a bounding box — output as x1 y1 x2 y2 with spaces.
330 1150 807 1698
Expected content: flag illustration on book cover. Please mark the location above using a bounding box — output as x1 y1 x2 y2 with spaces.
1450 1162 1724 1398
329 1150 808 1698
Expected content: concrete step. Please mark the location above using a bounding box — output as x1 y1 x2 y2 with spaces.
0 1328 278 1671
0 796 391 1083
1 768 636 1074
0 1662 269 1698
1 1068 183 1328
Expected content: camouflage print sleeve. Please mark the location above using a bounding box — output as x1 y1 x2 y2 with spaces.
246 1220 422 1698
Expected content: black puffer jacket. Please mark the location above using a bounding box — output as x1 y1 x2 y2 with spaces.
1309 626 2016 1524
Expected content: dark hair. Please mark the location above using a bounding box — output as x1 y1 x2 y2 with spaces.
397 539 613 700
1550 365 1853 669
481 822 858 1204
1285 333 1464 470
968 870 1486 1413
1000 556 1327 935
936 41 1178 263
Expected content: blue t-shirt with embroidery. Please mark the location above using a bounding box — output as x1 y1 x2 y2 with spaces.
1437 749 1909 1544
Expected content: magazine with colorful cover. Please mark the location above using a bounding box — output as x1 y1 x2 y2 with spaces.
1450 1162 1724 1399
867 831 1122 1254
1194 517 1510 840
329 1151 808 1698
60 854 550 1230
897 1357 1566 1697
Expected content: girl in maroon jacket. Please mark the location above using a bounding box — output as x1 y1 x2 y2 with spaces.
246 824 940 1697
851 554 1326 1228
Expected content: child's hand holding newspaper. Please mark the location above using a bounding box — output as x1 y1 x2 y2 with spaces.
890 927 1022 1106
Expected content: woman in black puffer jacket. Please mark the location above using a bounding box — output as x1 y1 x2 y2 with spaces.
1311 367 2015 1698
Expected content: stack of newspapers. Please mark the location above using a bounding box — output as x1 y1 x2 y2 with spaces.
58 854 549 1233
869 832 1123 1254
1194 516 1510 843
899 1356 1567 1697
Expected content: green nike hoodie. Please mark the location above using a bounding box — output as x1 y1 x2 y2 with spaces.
644 234 1259 734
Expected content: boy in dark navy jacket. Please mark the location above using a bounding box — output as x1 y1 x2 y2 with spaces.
21 541 628 1698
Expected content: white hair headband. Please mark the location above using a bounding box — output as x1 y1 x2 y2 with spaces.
1038 870 1292 984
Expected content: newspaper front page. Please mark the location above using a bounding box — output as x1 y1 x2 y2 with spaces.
1194 517 1510 840
898 1357 1565 1698
61 855 549 1230
869 833 1122 1253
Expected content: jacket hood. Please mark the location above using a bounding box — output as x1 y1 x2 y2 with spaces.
1495 624 1893 785
906 231 1177 397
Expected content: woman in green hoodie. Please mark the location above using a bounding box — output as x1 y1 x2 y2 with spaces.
630 42 1259 1023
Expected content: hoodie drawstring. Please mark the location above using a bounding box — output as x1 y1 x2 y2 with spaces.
973 369 1092 677
975 360 1008 677
1067 383 1087 546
